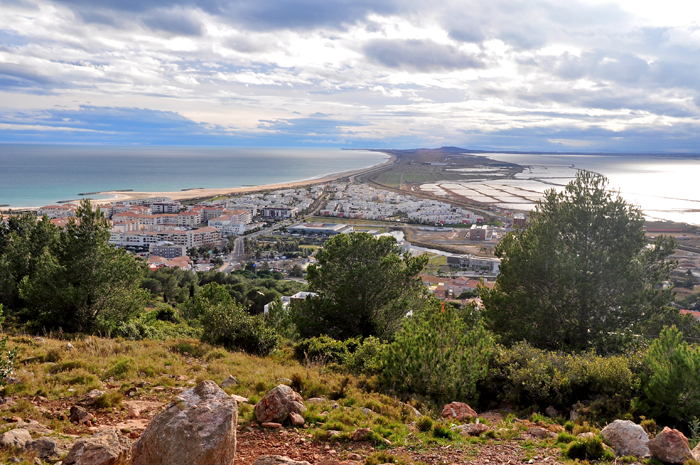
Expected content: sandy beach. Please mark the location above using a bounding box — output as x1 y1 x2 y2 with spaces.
27 152 395 210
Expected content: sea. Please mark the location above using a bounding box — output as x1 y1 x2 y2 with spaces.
479 153 700 226
0 146 388 208
2 146 699 226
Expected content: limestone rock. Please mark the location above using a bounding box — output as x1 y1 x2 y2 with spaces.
63 428 131 465
692 441 700 461
255 385 306 424
305 397 327 405
253 456 311 465
441 402 477 421
529 426 556 439
221 375 239 388
601 420 650 457
131 380 237 465
545 406 559 418
352 428 372 441
453 423 489 436
25 437 60 459
648 427 693 464
0 429 32 448
81 389 105 406
231 394 249 404
70 406 93 424
262 422 282 429
289 412 305 427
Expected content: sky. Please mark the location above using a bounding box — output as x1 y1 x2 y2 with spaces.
2 0 700 151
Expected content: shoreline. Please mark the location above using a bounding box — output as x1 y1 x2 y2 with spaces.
0 153 396 211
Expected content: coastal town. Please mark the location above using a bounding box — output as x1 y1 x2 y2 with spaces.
28 176 700 316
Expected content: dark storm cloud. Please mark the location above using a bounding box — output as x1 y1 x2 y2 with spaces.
363 39 484 72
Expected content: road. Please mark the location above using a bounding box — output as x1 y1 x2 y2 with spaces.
221 219 296 272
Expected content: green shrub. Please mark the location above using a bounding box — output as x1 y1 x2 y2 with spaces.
200 301 278 356
365 452 407 465
295 336 357 365
556 432 576 443
564 421 574 433
417 417 434 432
107 357 134 379
641 418 658 438
564 436 611 461
44 349 61 363
93 392 123 409
489 342 642 418
640 326 700 424
381 305 494 405
345 336 385 375
432 424 454 439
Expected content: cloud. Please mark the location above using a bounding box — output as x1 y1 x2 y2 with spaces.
258 115 368 135
0 106 225 144
2 0 700 150
52 0 399 31
363 39 484 71
141 8 204 36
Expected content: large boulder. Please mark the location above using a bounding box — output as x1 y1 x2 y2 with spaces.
601 420 650 457
255 385 306 424
253 456 311 465
441 402 477 421
0 429 31 448
131 380 237 465
25 437 61 460
63 428 132 465
648 427 693 464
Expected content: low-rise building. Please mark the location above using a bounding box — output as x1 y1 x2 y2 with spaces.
262 207 298 219
152 201 182 214
446 254 501 273
288 223 354 235
39 205 76 219
264 291 318 315
468 224 493 241
513 213 527 229
149 241 187 259
178 210 203 227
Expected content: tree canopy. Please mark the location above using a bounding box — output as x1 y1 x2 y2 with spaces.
481 171 677 352
293 232 428 339
1 199 146 333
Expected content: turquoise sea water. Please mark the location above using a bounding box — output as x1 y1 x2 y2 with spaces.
0 146 388 208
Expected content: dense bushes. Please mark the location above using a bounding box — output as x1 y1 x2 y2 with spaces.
193 283 279 356
381 305 494 405
484 342 643 417
294 335 384 375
